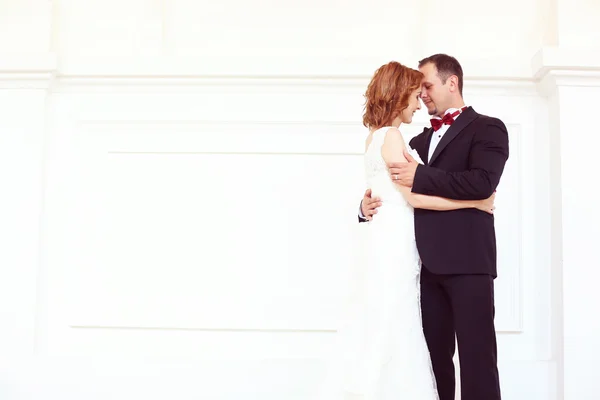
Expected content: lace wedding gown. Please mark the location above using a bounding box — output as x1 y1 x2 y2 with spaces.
317 127 439 400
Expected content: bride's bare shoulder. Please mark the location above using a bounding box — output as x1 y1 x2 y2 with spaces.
381 127 408 163
382 127 406 146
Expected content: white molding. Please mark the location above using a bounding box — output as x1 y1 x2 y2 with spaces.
51 55 537 95
0 54 515 96
533 46 600 95
0 53 57 89
57 54 535 79
46 55 539 101
54 76 539 99
66 118 525 334
8 49 600 92
532 46 600 77
507 122 525 333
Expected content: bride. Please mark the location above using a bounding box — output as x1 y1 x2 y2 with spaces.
317 61 495 400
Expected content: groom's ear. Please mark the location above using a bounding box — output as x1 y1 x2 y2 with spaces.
448 75 460 93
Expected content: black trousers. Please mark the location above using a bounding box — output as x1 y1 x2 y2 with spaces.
420 266 501 400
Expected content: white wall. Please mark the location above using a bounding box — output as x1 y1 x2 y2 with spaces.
535 47 600 399
1 1 599 399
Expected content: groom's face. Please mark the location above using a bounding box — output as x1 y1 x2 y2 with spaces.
419 63 447 117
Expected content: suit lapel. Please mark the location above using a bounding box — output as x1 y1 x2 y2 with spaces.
428 107 478 166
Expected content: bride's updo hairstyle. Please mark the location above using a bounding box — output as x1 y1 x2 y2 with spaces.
362 61 423 130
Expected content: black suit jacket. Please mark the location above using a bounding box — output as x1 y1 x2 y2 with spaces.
409 107 509 276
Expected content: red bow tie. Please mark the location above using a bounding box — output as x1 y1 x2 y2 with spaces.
430 107 466 131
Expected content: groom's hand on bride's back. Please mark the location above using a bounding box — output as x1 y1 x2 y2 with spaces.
361 189 382 221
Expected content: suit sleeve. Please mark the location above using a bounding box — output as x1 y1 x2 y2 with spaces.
411 119 509 200
409 129 427 152
408 131 428 163
358 201 368 223
408 136 417 148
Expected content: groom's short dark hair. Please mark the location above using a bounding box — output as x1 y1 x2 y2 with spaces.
419 54 464 95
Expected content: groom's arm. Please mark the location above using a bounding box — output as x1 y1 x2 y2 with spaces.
412 119 509 200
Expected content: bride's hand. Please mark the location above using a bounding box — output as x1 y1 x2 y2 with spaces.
476 192 496 214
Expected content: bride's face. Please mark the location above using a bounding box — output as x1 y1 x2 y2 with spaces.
400 88 422 124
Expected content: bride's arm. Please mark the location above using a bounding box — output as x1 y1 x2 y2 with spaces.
397 185 494 212
382 128 494 213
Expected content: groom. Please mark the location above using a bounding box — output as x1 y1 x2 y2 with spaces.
359 54 508 400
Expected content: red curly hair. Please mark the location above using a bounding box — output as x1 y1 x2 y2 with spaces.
362 61 423 130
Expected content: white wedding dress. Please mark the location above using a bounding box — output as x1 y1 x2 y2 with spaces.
317 127 439 400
